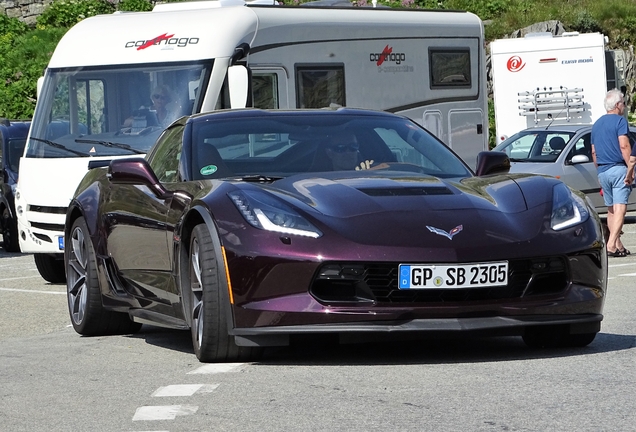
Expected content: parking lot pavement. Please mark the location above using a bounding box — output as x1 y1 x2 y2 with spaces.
0 240 69 341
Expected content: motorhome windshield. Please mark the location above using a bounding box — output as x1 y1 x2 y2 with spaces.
26 61 211 158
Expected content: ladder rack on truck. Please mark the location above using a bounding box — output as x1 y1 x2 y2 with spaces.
517 87 586 124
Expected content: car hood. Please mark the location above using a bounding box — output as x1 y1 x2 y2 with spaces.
258 172 551 215
226 171 558 249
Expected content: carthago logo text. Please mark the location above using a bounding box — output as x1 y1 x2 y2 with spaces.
125 33 200 50
370 45 406 66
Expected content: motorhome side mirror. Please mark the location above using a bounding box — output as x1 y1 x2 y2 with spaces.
108 158 171 198
475 151 510 176
228 65 249 109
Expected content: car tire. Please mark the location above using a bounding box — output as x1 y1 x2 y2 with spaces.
34 253 66 283
1 207 20 252
522 325 597 348
187 224 259 363
66 217 141 336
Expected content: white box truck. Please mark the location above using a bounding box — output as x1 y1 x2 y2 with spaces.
16 0 489 282
490 31 625 144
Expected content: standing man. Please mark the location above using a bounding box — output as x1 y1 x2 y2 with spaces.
592 89 631 257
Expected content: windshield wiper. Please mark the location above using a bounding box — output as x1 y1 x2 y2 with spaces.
29 137 91 157
75 138 146 155
236 174 283 183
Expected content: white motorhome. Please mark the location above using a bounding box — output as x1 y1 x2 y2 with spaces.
16 0 488 282
490 31 625 144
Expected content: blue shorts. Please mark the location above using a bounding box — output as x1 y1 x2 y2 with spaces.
598 165 631 206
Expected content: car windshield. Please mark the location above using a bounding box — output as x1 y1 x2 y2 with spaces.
495 130 576 162
190 113 472 180
25 61 210 158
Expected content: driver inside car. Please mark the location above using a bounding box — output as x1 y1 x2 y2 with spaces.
325 131 374 171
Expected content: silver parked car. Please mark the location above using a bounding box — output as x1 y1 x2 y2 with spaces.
493 124 636 214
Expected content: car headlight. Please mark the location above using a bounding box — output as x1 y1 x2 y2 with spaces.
551 183 589 230
229 190 322 238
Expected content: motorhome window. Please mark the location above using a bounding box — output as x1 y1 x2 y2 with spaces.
295 66 345 108
252 73 279 109
26 61 210 159
429 49 471 88
217 75 231 110
76 79 105 135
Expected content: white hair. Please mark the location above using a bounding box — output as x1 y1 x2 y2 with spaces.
604 88 624 111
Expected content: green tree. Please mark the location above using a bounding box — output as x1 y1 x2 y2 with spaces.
0 28 66 118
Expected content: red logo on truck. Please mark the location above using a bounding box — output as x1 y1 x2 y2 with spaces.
136 33 175 50
376 45 393 66
370 45 406 66
125 34 200 50
506 55 525 72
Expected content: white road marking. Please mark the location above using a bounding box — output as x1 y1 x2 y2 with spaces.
187 363 244 375
608 262 636 268
0 287 65 295
132 405 198 421
152 384 219 397
0 275 45 281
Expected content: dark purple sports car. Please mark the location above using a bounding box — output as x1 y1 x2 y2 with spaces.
65 108 607 362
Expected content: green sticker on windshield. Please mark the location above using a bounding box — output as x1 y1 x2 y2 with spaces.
200 165 218 176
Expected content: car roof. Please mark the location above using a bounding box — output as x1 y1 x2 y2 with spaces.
512 124 593 134
186 107 402 124
0 119 31 138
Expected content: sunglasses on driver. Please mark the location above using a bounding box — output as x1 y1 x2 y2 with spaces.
329 143 359 153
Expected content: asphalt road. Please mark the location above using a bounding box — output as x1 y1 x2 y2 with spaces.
0 219 635 432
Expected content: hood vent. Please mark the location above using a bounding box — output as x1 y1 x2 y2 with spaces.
358 187 452 197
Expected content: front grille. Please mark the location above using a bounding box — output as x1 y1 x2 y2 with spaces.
30 222 65 232
28 205 67 215
310 257 568 304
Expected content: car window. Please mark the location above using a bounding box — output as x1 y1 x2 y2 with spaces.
8 138 26 173
147 125 184 183
497 131 574 162
567 133 592 161
190 115 471 180
628 130 636 148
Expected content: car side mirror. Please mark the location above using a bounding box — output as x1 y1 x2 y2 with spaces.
475 151 511 176
569 154 590 164
108 158 171 199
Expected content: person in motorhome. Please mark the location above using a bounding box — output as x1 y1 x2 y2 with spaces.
149 85 180 127
123 84 181 131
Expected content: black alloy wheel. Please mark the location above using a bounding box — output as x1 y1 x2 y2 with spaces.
66 217 141 335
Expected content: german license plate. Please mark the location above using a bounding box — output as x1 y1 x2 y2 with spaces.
398 262 508 289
